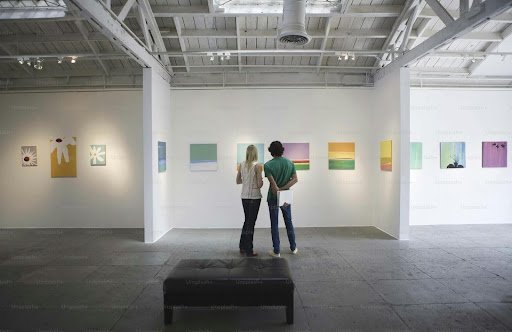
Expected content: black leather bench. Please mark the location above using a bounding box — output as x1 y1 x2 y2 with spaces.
163 258 294 324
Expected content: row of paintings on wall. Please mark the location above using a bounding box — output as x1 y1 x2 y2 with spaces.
21 137 106 178
188 141 508 172
411 141 508 169
21 139 508 178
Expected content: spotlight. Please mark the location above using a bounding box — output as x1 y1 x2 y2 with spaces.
350 53 355 61
338 56 342 61
220 55 224 61
471 58 476 63
344 53 349 61
225 52 231 60
18 57 24 65
57 57 64 64
34 58 43 70
207 52 214 62
71 56 77 64
26 59 32 66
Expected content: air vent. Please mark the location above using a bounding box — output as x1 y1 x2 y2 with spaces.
278 0 311 46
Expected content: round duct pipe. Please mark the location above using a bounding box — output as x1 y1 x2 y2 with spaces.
278 0 311 46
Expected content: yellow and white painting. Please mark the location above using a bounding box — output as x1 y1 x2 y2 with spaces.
50 137 77 177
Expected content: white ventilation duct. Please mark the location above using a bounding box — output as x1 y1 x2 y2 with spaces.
278 0 311 46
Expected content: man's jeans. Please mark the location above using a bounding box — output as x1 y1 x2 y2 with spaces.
268 197 296 254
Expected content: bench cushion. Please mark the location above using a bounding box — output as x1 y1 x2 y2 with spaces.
164 259 294 296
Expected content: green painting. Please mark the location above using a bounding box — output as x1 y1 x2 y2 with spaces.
410 142 422 169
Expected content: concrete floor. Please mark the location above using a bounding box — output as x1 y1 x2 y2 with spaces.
0 225 512 331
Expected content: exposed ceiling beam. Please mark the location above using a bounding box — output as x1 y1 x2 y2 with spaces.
316 17 332 73
74 20 110 75
117 0 137 22
67 0 170 81
235 17 242 72
0 27 503 47
469 24 512 75
378 0 419 68
375 0 512 81
0 44 35 77
135 4 153 51
0 7 67 20
424 0 454 26
137 0 172 70
173 17 190 72
400 1 426 52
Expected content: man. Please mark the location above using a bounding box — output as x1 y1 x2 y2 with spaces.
264 141 298 258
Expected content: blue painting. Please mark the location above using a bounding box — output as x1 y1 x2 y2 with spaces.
158 141 166 173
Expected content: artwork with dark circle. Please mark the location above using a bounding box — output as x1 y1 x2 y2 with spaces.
21 146 37 167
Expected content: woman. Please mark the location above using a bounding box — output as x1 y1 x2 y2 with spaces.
236 145 264 257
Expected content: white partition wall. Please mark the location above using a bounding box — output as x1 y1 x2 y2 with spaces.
372 68 411 239
143 68 173 243
0 90 143 228
170 88 375 229
410 88 512 225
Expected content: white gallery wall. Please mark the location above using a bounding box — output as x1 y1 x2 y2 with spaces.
143 68 173 242
410 88 512 225
372 68 410 239
0 90 143 228
170 88 378 229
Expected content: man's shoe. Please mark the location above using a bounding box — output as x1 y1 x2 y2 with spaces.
239 249 246 255
291 248 298 255
246 252 258 257
268 250 281 258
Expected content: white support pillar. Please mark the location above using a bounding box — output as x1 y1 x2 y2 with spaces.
143 67 173 243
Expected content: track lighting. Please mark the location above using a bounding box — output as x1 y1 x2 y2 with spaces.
350 53 356 61
344 53 349 61
226 53 231 60
57 57 64 64
207 52 214 62
71 56 77 64
34 58 43 70
18 57 24 65
26 59 32 66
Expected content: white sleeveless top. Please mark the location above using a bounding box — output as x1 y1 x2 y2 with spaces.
240 161 262 199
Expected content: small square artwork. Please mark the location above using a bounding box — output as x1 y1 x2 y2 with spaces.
158 141 166 173
283 143 310 170
21 146 37 167
440 142 466 169
190 144 218 171
90 145 106 166
328 142 355 170
410 142 422 170
380 140 392 171
50 137 77 178
482 141 507 168
237 143 264 168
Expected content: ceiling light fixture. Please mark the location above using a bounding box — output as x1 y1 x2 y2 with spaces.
344 53 349 61
26 59 32 66
471 58 476 63
18 57 24 65
350 53 356 61
207 52 214 62
57 57 64 64
71 56 77 64
225 52 231 60
34 58 43 70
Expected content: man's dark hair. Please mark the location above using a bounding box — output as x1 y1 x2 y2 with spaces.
268 141 285 157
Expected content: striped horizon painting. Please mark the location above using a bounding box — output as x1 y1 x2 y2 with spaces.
283 143 310 170
328 142 355 170
190 144 217 171
410 142 422 169
482 141 507 168
380 140 392 171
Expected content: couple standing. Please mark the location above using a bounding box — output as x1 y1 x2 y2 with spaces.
236 141 298 258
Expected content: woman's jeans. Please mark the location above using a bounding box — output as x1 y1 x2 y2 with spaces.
268 197 297 254
239 199 261 254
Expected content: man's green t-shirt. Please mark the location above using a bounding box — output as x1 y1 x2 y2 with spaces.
264 157 296 202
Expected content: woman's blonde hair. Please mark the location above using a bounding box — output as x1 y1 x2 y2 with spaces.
245 145 258 169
